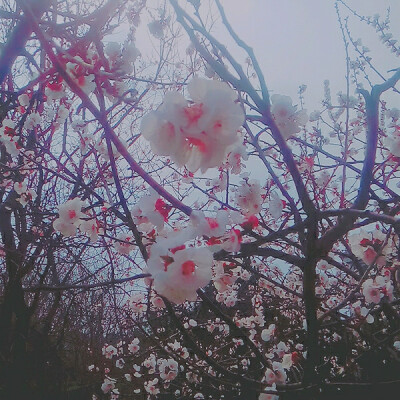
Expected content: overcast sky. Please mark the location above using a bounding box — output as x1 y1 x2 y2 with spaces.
218 0 400 108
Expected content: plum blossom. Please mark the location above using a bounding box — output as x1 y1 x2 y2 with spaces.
24 112 41 130
261 324 276 342
317 260 333 271
18 93 30 107
159 358 179 381
101 377 116 394
235 179 262 216
259 394 279 400
384 128 400 157
270 94 307 138
120 42 140 75
0 120 20 157
131 189 171 230
225 140 248 174
269 192 284 220
275 341 289 358
282 353 294 370
45 77 66 101
80 219 102 242
127 292 147 313
309 110 321 122
94 136 127 161
142 354 157 369
102 344 118 359
315 170 331 188
189 209 229 238
105 41 140 75
151 296 165 309
128 338 140 354
168 340 189 359
263 362 287 385
362 279 381 304
14 180 37 206
348 229 390 266
66 59 96 94
147 245 213 303
144 378 160 395
273 366 287 384
141 77 244 173
361 276 393 304
114 232 135 254
105 42 121 60
53 198 86 237
212 262 237 292
218 228 242 253
211 172 227 192
148 20 165 38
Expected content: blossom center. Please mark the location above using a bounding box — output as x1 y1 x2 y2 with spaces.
68 210 77 219
181 260 196 276
187 137 207 152
184 103 203 126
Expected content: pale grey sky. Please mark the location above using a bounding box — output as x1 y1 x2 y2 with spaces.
219 0 400 107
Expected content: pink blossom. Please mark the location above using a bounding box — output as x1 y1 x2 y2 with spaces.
80 219 102 242
349 229 388 266
384 128 400 157
144 378 160 395
18 93 30 107
148 246 213 304
159 358 179 381
102 345 118 359
269 192 284 220
235 179 262 216
141 78 244 173
151 296 166 309
131 189 171 230
261 324 276 342
362 279 381 304
114 232 135 254
259 394 279 400
53 198 86 237
220 228 242 253
271 94 307 138
127 292 147 313
101 377 116 393
128 338 140 354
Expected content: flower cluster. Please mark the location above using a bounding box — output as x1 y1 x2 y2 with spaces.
235 179 263 216
141 77 244 173
114 232 135 255
53 198 86 237
14 180 37 206
362 276 393 304
270 94 307 138
104 41 140 75
53 198 102 241
0 119 20 157
384 108 400 158
348 229 390 266
131 189 171 231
